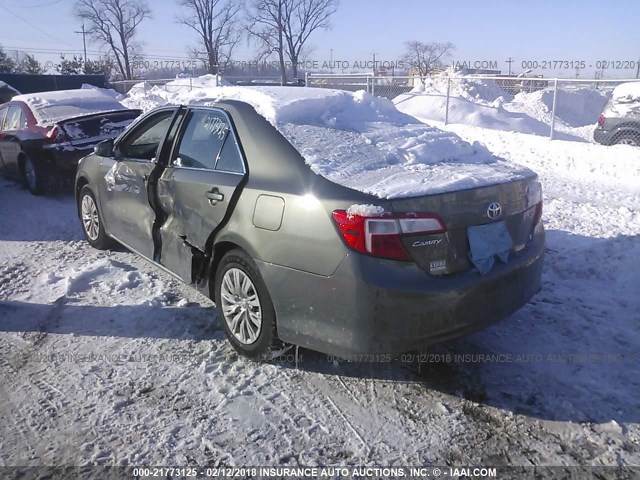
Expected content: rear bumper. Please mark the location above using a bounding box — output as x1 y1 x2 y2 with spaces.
259 224 545 357
593 128 613 145
43 145 91 176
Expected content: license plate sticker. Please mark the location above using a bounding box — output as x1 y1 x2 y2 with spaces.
467 221 513 274
429 259 447 273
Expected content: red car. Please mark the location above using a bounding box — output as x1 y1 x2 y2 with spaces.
0 88 140 194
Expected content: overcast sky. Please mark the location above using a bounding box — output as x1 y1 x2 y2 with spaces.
1 0 639 77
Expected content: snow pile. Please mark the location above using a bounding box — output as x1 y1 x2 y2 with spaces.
123 81 534 198
394 74 559 137
394 90 556 137
125 82 410 127
120 75 231 111
508 87 610 128
13 88 128 126
394 74 627 142
120 81 169 111
80 83 121 98
410 72 513 103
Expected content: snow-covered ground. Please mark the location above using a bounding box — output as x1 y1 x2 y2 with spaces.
1 83 640 467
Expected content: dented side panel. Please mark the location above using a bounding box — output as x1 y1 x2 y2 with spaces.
99 157 158 259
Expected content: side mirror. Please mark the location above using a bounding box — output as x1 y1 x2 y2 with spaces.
94 138 114 157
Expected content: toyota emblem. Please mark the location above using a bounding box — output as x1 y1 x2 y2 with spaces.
487 202 502 219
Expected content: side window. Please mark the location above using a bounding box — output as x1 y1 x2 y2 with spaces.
5 106 25 130
216 132 244 173
173 110 229 170
117 110 173 160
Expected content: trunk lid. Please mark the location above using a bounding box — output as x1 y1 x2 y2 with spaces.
391 174 540 275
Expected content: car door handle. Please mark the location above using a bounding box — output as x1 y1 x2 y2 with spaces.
205 188 224 205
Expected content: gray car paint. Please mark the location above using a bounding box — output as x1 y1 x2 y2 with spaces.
593 93 640 145
76 99 545 356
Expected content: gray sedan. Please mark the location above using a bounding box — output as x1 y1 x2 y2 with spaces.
75 99 545 360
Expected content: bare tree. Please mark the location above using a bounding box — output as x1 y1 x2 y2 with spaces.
246 0 287 84
282 0 337 80
403 41 455 80
75 0 151 80
177 0 242 75
246 0 338 84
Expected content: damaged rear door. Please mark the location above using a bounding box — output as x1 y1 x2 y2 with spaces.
99 108 179 259
156 107 246 284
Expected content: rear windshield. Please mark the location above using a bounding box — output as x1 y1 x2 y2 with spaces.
607 83 640 117
61 111 140 141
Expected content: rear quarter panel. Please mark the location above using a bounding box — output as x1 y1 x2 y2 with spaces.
212 101 379 277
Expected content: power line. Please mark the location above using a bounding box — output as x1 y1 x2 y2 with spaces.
5 46 203 62
0 4 71 46
3 45 103 55
6 45 282 65
13 0 65 8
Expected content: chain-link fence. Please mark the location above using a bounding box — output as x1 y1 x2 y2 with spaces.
110 76 226 95
305 73 414 99
307 74 640 145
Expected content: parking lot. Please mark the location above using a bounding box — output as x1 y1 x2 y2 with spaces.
1 120 639 466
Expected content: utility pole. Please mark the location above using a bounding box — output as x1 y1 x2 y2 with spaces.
636 58 640 79
506 57 514 76
372 52 376 75
75 23 88 70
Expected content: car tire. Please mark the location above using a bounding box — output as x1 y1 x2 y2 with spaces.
613 132 639 147
214 249 281 360
21 155 47 195
79 185 113 250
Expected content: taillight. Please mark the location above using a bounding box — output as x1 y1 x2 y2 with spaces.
45 125 68 143
598 114 605 127
332 210 445 261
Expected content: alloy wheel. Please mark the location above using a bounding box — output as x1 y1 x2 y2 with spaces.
81 194 100 241
618 137 638 146
220 268 262 345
